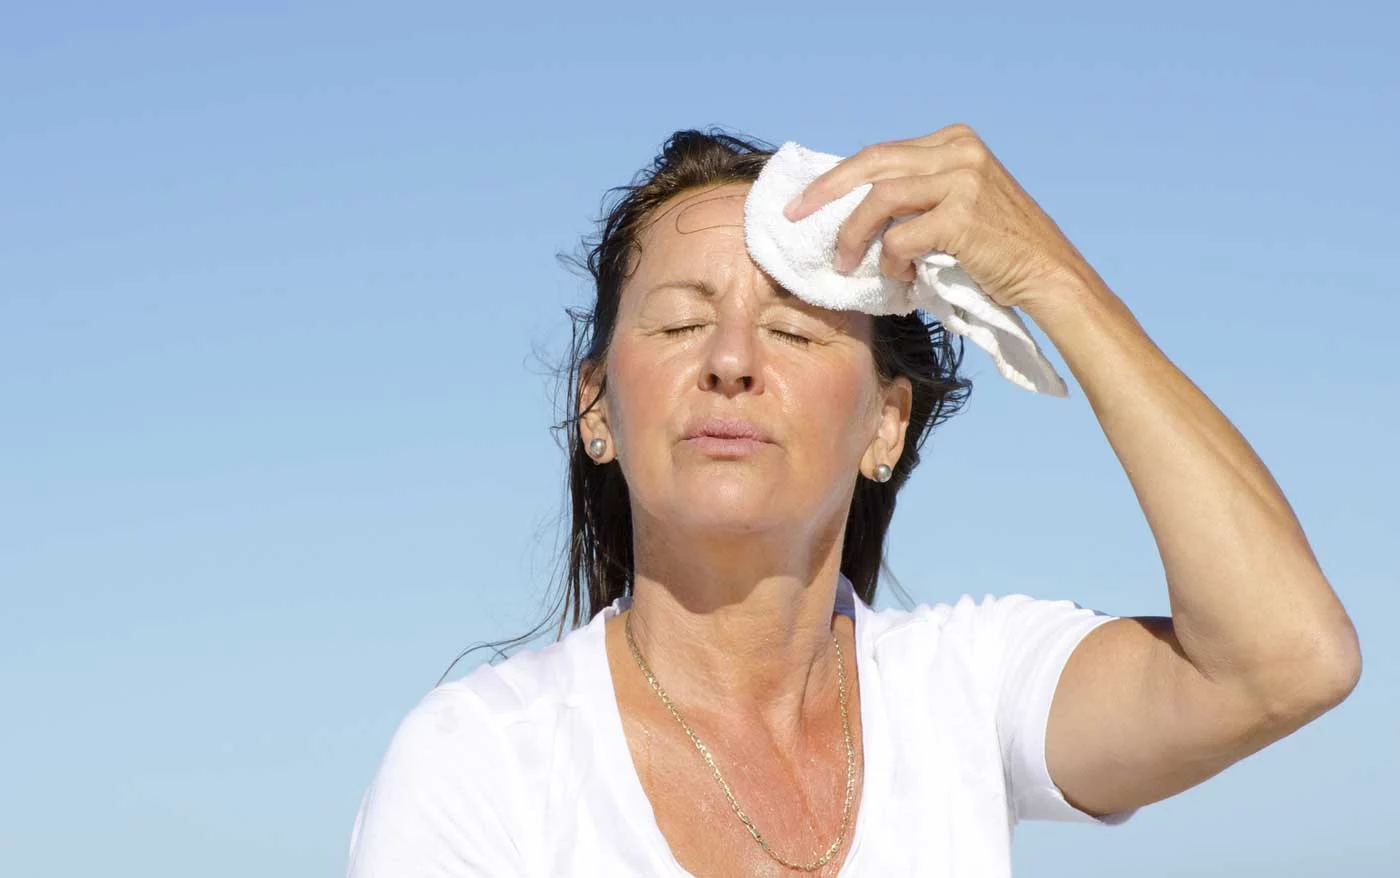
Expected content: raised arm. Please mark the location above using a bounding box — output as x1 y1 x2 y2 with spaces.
1025 274 1361 818
782 122 1362 819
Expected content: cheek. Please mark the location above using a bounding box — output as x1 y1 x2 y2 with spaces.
787 370 878 462
606 344 677 439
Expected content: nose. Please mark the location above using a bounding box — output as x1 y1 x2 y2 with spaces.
698 315 764 396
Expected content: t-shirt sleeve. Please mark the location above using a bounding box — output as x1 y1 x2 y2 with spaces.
986 593 1140 826
346 685 527 877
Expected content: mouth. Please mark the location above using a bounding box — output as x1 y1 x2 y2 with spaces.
683 435 772 458
682 418 775 458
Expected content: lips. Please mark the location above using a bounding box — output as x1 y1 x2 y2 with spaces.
681 418 775 459
684 417 775 443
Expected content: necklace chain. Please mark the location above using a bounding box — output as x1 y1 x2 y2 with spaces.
624 610 856 873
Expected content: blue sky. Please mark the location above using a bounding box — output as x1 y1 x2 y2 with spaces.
2 2 1396 875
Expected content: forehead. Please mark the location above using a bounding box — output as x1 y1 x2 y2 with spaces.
631 183 751 274
665 181 750 230
623 183 871 338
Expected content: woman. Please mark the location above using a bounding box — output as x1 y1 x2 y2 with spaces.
345 125 1361 876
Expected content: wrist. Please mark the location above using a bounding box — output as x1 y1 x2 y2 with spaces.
1018 264 1133 333
1015 274 1160 417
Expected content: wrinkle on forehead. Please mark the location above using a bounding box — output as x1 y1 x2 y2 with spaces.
673 188 748 234
627 184 871 338
622 184 747 291
641 184 749 239
622 185 744 283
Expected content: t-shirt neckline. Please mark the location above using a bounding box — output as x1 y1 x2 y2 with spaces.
585 573 885 876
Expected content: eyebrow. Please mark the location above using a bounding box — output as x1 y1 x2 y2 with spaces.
645 278 793 301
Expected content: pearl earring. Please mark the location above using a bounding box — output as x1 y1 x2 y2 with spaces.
588 437 607 458
873 463 892 483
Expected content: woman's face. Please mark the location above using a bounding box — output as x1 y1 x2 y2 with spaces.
580 183 912 543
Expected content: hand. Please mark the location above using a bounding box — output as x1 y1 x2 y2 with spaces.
783 123 1096 313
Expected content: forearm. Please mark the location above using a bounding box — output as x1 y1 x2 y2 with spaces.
1022 272 1361 707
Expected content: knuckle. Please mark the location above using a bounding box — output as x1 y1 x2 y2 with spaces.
859 142 896 165
952 167 982 194
881 225 916 261
961 139 990 170
869 178 900 205
945 198 975 228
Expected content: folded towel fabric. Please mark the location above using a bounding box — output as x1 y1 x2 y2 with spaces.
743 141 1069 397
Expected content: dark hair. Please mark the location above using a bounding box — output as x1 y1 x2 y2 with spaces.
438 127 971 684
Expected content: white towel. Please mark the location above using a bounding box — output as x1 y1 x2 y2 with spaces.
743 141 1069 397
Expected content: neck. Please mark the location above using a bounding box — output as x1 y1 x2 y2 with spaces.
624 516 850 736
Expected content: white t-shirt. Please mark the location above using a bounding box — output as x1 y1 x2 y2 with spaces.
347 574 1138 876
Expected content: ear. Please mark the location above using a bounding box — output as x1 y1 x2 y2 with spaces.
578 358 615 463
861 375 913 479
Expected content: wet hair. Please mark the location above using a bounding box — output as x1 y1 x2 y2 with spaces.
438 127 971 683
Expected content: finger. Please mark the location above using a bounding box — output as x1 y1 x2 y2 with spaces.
904 122 981 149
786 136 978 221
860 127 974 159
832 172 956 273
878 203 960 283
785 143 933 221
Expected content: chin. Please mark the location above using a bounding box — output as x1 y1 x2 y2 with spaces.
673 512 774 537
668 482 783 531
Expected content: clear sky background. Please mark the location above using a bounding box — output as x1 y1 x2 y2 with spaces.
2 2 1396 876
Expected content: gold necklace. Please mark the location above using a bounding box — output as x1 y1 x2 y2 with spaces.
624 610 856 873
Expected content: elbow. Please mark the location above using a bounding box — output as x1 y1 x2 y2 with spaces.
1313 603 1363 705
1318 624 1363 707
1262 622 1363 724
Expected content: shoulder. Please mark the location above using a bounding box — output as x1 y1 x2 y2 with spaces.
367 622 603 792
401 620 603 753
347 625 605 875
861 592 1117 686
455 623 600 719
861 591 1029 648
865 591 1111 641
367 678 511 795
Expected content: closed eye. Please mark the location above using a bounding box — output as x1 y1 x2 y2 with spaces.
770 329 810 345
661 325 810 345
